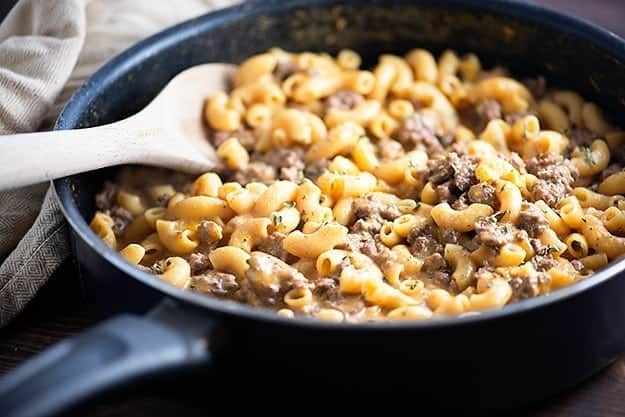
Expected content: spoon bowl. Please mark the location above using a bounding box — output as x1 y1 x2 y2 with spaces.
0 63 236 190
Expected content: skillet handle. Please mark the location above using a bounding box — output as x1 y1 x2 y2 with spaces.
0 303 214 417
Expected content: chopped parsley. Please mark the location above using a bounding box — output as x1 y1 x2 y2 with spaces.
581 146 596 166
272 214 283 226
493 211 507 221
546 244 559 253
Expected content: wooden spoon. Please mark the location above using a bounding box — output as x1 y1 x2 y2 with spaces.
0 63 237 190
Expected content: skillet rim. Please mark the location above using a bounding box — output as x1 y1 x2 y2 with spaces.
53 0 625 330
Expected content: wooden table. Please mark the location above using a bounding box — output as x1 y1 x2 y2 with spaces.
1 1 625 416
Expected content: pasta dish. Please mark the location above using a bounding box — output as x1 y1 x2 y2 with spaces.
90 48 625 322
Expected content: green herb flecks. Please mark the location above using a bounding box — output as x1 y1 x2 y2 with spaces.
581 146 596 166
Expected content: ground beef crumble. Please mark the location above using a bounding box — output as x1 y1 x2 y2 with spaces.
255 232 290 262
189 252 211 275
509 272 551 301
568 127 596 150
109 206 133 236
241 252 311 306
517 202 549 237
474 213 527 248
191 271 239 297
324 89 364 113
420 152 479 203
210 128 256 151
459 99 502 134
257 147 306 182
527 152 578 207
395 111 445 155
233 161 276 185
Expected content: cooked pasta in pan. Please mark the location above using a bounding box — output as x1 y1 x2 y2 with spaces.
90 48 625 322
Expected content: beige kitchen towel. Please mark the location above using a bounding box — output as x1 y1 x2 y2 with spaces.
0 0 240 326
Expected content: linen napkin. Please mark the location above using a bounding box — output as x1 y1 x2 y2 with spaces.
0 0 239 326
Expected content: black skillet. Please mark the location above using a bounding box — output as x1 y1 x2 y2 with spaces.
2 1 625 416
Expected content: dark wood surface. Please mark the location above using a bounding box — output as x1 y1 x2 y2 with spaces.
1 0 625 416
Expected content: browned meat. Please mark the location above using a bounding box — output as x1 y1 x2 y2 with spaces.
509 272 551 301
210 128 256 151
197 220 222 247
436 181 455 203
501 151 526 172
303 158 329 182
460 99 501 133
601 163 622 181
234 161 276 185
315 277 340 295
191 271 239 297
426 153 478 191
338 232 396 270
423 253 447 273
451 193 470 210
359 236 397 269
324 89 364 112
421 253 453 291
351 217 384 235
349 194 401 238
242 252 311 306
450 153 478 192
257 147 305 181
422 153 478 203
378 139 404 160
110 206 133 236
533 255 558 272
314 276 366 314
568 128 596 149
95 181 118 210
517 202 549 237
529 238 544 254
468 183 497 206
255 232 289 262
527 153 578 207
426 157 453 185
571 260 584 272
188 252 211 275
474 213 521 248
273 59 299 82
432 271 454 291
352 194 401 222
439 229 461 245
395 111 444 155
406 225 444 257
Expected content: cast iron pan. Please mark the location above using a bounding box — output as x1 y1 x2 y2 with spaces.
2 1 625 416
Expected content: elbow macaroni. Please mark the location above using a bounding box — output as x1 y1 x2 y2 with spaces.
90 48 625 322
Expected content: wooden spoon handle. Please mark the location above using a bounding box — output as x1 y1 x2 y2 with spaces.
0 121 143 190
